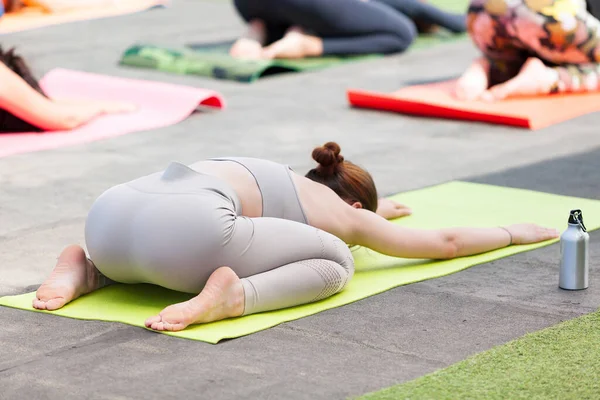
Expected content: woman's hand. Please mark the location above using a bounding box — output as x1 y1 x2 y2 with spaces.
376 198 412 220
504 223 560 245
51 99 137 130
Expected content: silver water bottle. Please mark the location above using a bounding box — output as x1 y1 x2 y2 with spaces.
559 209 589 290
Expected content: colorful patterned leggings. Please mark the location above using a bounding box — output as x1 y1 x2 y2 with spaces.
467 0 600 92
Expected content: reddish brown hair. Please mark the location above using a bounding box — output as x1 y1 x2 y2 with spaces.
305 142 378 212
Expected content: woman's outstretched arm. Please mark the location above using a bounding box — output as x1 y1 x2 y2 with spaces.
0 62 78 130
346 209 559 259
0 62 135 131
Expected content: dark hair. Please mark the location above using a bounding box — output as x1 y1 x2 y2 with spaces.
0 46 46 133
0 45 44 94
305 142 378 213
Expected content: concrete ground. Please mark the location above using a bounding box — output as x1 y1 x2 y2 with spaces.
1 1 599 398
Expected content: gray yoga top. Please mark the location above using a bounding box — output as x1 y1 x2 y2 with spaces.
206 157 309 224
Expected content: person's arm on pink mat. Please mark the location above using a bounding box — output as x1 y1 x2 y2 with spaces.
0 62 135 131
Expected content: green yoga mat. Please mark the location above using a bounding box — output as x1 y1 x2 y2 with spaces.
119 0 468 82
3 181 598 344
120 43 379 83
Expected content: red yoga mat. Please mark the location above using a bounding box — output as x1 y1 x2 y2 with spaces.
347 79 600 130
0 69 225 158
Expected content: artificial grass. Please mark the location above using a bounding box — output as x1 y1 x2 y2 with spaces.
359 310 600 400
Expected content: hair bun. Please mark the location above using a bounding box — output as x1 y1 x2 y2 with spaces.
312 142 344 173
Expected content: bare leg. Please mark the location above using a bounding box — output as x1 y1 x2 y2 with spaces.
229 19 268 60
144 267 245 332
454 57 490 101
481 57 559 101
262 26 324 59
33 245 109 311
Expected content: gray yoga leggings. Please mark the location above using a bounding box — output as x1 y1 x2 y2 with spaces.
84 162 355 316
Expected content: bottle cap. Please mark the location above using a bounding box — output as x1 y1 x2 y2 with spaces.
568 209 587 232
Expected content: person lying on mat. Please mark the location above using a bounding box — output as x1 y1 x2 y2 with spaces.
229 0 467 59
455 0 600 101
0 47 134 133
33 142 558 332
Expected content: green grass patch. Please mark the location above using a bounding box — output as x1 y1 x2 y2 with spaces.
359 310 600 400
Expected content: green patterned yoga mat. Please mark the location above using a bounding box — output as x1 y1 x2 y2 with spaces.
119 0 469 82
2 182 600 344
120 43 379 83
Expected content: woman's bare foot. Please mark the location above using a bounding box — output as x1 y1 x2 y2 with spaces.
481 57 559 101
145 267 245 332
33 245 103 311
230 19 267 59
262 27 323 59
230 38 264 60
455 57 490 101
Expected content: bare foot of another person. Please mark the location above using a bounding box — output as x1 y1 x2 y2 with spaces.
33 245 104 311
455 57 490 101
230 38 264 60
230 19 267 59
262 27 323 59
481 57 559 102
145 267 245 332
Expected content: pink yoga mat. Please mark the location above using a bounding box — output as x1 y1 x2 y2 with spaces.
0 68 225 158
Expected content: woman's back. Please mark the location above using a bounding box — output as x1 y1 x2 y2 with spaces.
188 158 354 240
189 160 265 218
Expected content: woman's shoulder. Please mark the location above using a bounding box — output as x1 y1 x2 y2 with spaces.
292 175 358 236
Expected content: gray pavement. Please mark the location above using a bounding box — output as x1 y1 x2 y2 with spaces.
1 1 600 399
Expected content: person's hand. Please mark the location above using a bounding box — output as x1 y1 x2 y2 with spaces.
376 198 412 220
504 223 560 245
51 99 137 130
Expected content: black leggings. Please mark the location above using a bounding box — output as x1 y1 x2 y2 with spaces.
233 0 466 55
